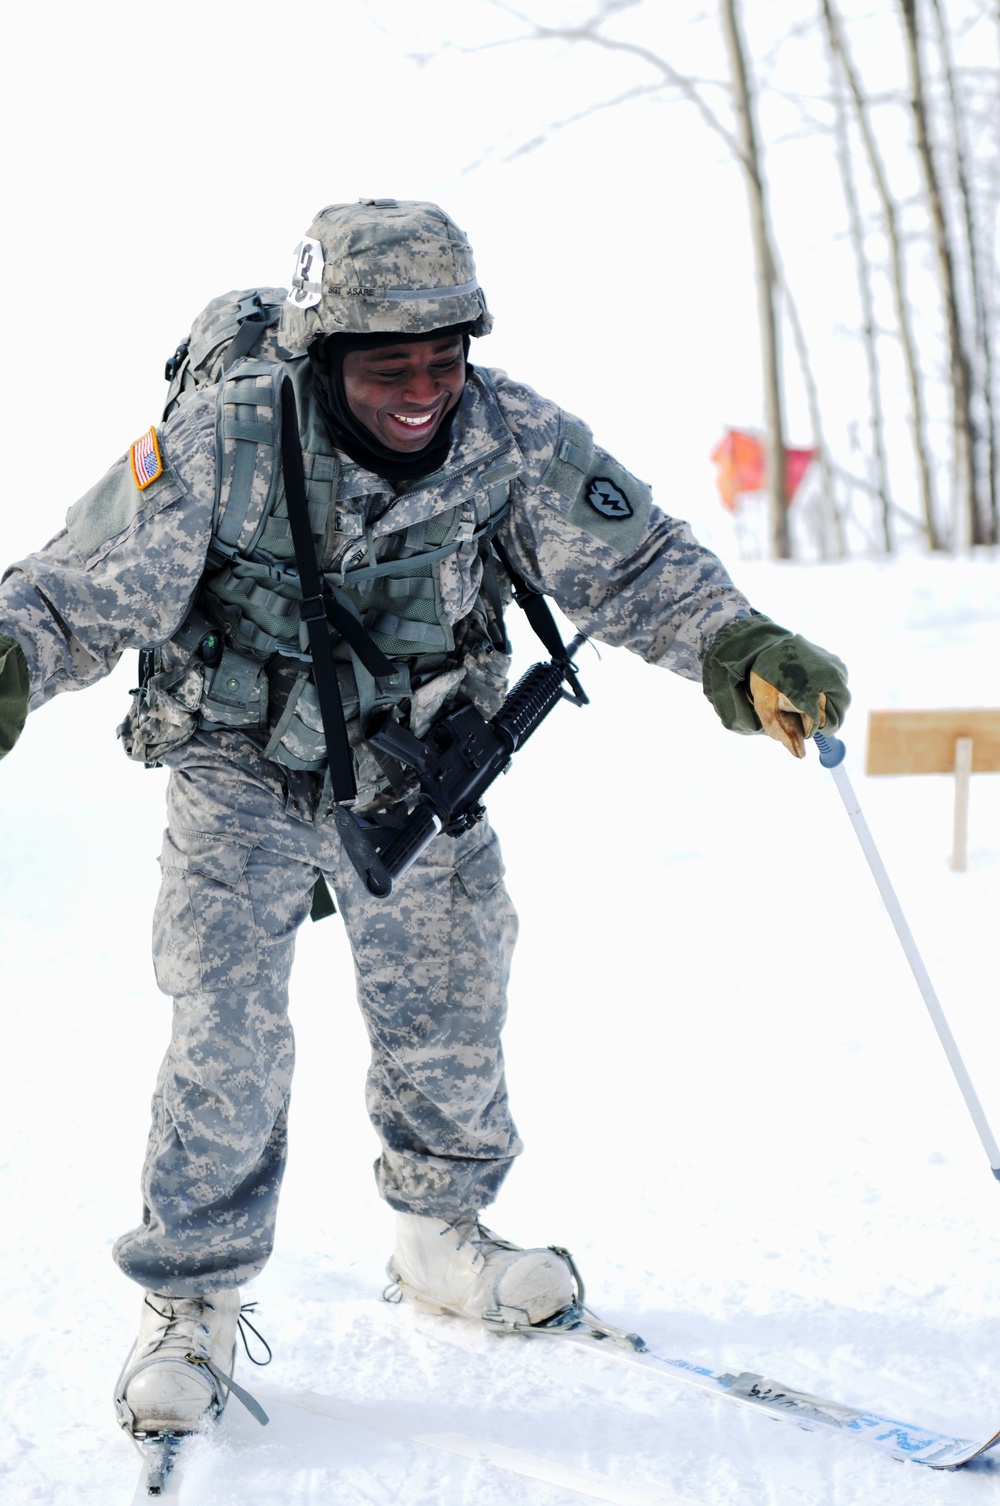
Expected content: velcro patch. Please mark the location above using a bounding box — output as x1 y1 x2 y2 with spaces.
130 426 164 491
587 477 633 520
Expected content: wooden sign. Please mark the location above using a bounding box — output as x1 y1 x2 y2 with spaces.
866 709 1000 871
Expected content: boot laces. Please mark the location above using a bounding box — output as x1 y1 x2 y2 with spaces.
143 1295 216 1361
142 1295 272 1367
444 1216 520 1257
236 1301 272 1367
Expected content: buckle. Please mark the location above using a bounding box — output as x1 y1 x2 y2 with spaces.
164 339 190 383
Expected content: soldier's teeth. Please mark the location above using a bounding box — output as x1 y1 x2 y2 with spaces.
393 413 433 425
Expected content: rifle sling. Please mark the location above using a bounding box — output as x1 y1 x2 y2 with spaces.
492 538 586 703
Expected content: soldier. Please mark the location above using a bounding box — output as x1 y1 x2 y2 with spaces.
0 200 848 1446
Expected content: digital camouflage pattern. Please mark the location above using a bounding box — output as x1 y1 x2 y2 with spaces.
1 368 750 729
0 633 29 757
0 397 217 708
0 320 757 1288
281 199 493 352
112 731 519 1294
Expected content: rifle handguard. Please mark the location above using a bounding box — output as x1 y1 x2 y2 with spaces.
493 660 568 750
342 652 585 896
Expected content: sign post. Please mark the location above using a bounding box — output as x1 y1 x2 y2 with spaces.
866 709 1000 871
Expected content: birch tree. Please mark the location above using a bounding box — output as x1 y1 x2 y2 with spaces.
820 1 895 551
821 0 943 547
899 0 980 544
928 0 998 542
720 0 790 558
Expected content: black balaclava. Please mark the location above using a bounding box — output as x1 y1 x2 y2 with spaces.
309 325 472 486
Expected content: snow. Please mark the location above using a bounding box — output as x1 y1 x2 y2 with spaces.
3 553 1000 1505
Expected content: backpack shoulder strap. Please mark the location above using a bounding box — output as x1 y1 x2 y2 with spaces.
211 358 285 564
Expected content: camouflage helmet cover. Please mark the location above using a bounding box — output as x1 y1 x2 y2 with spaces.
280 198 493 353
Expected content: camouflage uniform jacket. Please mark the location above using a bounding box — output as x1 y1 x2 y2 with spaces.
0 363 751 806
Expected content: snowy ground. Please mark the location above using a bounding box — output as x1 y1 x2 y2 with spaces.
3 550 1000 1505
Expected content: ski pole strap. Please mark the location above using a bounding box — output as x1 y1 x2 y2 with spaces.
492 538 588 704
280 377 357 804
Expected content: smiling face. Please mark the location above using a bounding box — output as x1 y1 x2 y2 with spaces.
340 334 467 453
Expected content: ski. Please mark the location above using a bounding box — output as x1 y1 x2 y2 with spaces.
381 1252 1000 1474
124 1297 1000 1496
477 1298 1000 1471
129 1430 187 1500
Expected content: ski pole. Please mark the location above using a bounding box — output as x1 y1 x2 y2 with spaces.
814 731 1000 1178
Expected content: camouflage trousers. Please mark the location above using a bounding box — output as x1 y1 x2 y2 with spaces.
112 733 521 1295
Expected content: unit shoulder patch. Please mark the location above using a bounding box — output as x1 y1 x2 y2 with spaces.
130 426 164 491
586 476 633 520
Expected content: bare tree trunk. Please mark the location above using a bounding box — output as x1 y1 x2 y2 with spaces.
928 0 997 543
899 0 980 545
822 0 942 548
820 0 894 552
719 0 790 559
783 281 846 557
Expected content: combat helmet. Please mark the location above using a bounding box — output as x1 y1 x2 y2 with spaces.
280 199 493 354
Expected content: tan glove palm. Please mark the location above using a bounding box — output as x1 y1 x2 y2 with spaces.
748 669 827 759
702 612 849 755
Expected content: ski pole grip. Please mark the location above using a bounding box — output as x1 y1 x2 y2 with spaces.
814 731 846 768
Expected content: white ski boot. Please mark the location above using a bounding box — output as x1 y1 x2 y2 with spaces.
114 1289 243 1437
387 1212 576 1327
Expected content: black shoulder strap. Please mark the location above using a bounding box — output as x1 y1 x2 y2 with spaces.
492 538 588 705
220 293 281 375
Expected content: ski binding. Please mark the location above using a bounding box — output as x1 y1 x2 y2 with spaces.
133 1430 185 1495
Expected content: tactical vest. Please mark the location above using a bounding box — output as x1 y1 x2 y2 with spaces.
128 356 539 811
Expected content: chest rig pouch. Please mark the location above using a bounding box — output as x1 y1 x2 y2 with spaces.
138 359 521 809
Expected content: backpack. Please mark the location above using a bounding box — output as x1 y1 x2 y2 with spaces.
162 288 288 421
125 289 515 782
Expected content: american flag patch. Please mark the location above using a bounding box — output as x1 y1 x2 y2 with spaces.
130 426 164 491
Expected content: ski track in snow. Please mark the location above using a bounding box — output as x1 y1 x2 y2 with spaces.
4 556 1000 1504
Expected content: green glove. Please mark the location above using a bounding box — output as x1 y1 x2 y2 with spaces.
0 633 29 759
703 612 849 758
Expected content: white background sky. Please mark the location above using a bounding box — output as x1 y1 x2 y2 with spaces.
4 0 994 567
0 0 863 559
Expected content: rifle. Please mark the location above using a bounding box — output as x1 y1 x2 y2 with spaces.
269 370 594 899
332 640 588 897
